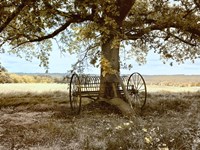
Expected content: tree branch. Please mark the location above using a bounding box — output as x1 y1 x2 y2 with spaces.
125 20 200 42
0 0 28 32
167 32 197 46
117 0 136 23
15 14 93 47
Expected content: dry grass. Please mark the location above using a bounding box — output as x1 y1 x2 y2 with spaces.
1 74 200 149
147 85 200 93
145 75 200 87
0 83 199 95
0 90 200 149
0 83 68 94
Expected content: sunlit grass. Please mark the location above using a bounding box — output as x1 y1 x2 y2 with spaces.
0 83 199 95
0 83 68 94
147 85 200 93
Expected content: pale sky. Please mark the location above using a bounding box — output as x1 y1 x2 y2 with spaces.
1 46 200 75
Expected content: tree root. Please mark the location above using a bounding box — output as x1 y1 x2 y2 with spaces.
100 97 135 117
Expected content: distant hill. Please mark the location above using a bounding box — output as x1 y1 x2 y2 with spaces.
16 73 68 78
0 72 59 83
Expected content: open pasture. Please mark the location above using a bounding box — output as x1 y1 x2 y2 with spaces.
0 83 199 94
0 76 200 149
144 75 200 87
0 83 68 94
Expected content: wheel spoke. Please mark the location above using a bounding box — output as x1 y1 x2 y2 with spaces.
137 81 143 90
136 74 141 89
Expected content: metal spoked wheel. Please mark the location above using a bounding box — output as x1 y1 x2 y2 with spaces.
69 73 81 114
127 72 147 109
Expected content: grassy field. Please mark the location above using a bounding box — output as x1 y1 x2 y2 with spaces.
0 79 200 149
0 83 68 94
144 75 200 87
0 83 200 94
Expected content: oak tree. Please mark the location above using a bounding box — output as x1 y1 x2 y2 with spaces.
0 0 200 116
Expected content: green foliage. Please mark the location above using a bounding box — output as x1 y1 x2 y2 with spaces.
0 0 199 70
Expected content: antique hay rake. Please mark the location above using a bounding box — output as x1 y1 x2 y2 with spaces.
69 72 147 114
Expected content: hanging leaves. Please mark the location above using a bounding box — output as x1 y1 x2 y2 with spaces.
101 56 117 77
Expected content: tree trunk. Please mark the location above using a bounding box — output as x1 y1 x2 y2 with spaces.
99 37 120 98
99 37 135 116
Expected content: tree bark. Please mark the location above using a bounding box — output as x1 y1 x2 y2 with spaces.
99 37 136 117
99 37 120 99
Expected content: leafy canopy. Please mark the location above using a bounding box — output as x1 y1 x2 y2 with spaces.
0 0 200 70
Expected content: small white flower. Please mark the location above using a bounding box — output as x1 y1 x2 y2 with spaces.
158 147 169 150
115 126 122 130
170 138 174 142
158 143 169 150
155 138 160 142
123 122 130 126
193 138 200 144
132 132 136 136
145 137 152 144
142 128 148 132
